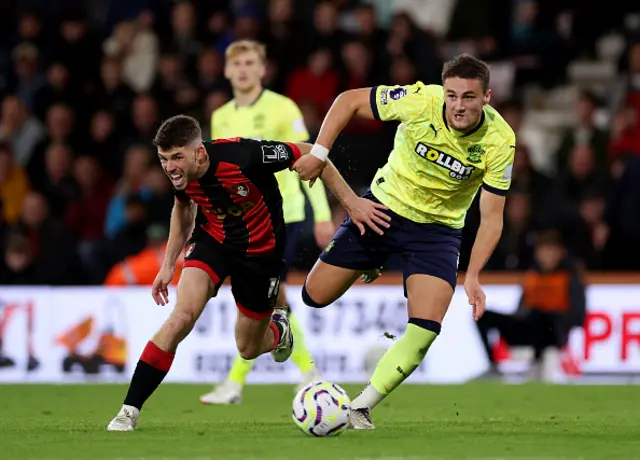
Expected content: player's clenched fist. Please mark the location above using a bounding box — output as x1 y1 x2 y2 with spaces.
152 265 175 306
293 155 325 182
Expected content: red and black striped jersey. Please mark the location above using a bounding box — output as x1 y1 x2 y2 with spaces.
174 138 303 256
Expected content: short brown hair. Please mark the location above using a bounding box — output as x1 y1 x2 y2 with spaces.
153 115 202 151
442 54 491 91
225 40 266 63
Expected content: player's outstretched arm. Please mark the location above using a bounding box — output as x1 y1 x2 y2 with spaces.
288 142 391 235
464 189 506 321
293 89 373 181
152 198 196 306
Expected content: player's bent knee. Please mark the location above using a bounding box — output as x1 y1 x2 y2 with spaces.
301 283 331 308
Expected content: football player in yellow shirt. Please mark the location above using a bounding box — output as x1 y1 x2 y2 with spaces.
199 40 335 405
294 54 516 429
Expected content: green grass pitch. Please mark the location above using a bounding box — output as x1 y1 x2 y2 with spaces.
1 383 639 459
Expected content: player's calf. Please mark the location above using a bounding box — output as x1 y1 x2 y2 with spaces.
107 267 214 431
302 261 362 308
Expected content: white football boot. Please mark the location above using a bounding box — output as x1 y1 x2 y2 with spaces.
107 404 139 431
270 307 294 363
199 380 243 405
348 407 375 430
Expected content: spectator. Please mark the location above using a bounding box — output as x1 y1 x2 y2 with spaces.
66 155 114 282
105 144 152 238
109 194 149 265
476 230 586 380
104 224 183 286
0 142 30 225
555 90 610 175
39 143 79 218
32 62 81 123
10 42 47 111
103 19 159 93
0 95 45 167
285 48 339 116
0 231 40 285
14 191 81 285
92 56 136 129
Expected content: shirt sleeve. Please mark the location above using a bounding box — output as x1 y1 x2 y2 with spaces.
279 99 309 142
241 139 303 173
482 138 516 196
369 82 429 123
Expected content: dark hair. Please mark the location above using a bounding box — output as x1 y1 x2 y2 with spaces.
153 115 202 151
441 54 491 91
536 229 565 249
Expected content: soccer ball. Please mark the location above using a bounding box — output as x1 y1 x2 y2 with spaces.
292 381 351 437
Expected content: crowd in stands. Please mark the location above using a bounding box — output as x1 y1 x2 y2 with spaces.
1 0 640 285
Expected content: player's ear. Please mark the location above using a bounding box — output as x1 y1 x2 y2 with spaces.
483 89 492 105
195 144 207 165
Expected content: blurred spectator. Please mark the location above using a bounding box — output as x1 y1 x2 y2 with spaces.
11 42 47 111
104 224 183 286
555 90 610 174
196 49 227 93
0 94 45 167
66 155 114 282
32 62 81 123
0 142 30 225
566 188 608 270
603 156 640 270
110 194 149 264
53 10 102 92
105 144 152 238
477 230 586 379
385 12 441 84
14 191 81 285
93 56 136 129
85 110 121 177
554 144 609 228
486 190 537 271
306 1 348 61
124 94 159 148
140 165 173 226
285 48 339 116
0 231 39 285
103 19 159 93
27 103 77 186
39 143 79 218
166 1 202 73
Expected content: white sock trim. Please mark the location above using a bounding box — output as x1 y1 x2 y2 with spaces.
351 382 385 410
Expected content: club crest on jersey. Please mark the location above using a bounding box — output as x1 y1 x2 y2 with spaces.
262 143 289 163
415 142 475 180
466 145 485 164
231 183 249 197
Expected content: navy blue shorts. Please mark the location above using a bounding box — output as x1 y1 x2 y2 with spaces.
281 222 304 282
319 190 462 293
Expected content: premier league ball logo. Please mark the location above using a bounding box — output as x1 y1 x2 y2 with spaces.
389 87 407 100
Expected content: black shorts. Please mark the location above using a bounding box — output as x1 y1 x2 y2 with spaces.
319 190 462 293
184 233 284 320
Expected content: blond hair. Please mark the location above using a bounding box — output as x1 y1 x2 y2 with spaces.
225 40 267 63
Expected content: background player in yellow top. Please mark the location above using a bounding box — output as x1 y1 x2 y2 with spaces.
199 40 335 405
294 54 516 429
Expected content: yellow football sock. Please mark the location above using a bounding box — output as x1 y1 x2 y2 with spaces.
227 355 254 386
289 312 315 373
